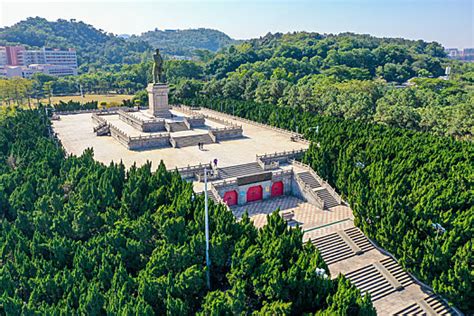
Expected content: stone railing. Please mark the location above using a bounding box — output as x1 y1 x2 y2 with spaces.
91 113 107 125
118 110 165 132
172 105 203 117
209 125 243 142
203 114 240 128
257 148 307 165
195 168 220 182
272 169 293 179
184 116 205 129
294 172 325 209
171 162 212 179
58 106 133 115
128 132 170 150
174 104 202 111
109 124 130 147
257 159 280 170
201 108 307 142
211 178 239 189
291 160 342 205
209 183 227 206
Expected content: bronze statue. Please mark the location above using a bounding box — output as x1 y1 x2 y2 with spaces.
152 49 164 83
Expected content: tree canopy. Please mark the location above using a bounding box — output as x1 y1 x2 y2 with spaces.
179 96 473 313
0 109 375 314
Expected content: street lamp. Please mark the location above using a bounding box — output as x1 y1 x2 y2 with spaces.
432 223 446 239
203 167 211 289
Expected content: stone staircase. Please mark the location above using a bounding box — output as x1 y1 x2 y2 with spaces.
380 257 414 288
165 121 189 132
345 264 397 301
393 294 455 315
312 233 355 265
218 162 264 179
311 227 374 265
344 227 375 253
315 188 340 208
297 171 321 188
345 256 419 302
170 134 213 148
94 122 110 136
296 171 339 209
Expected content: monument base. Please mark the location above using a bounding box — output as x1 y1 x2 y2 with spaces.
147 83 172 118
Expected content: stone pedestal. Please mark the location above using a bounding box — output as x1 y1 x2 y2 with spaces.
147 83 172 118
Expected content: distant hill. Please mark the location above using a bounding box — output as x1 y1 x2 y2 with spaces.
132 28 239 57
0 17 152 68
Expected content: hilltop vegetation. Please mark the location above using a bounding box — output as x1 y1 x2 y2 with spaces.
0 18 237 69
0 17 152 70
176 32 473 138
134 28 237 57
0 109 375 314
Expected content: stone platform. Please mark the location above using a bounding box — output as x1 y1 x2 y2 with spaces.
52 107 308 171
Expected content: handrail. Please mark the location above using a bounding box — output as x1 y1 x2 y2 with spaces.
272 169 293 177
212 178 238 188
118 109 164 125
257 148 307 160
129 132 169 141
173 162 212 173
202 108 306 139
210 125 242 132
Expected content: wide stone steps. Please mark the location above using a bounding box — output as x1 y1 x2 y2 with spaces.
345 264 396 301
94 123 110 136
393 294 455 315
170 134 213 148
311 233 355 265
380 257 414 287
218 162 264 179
297 171 321 189
393 303 425 315
344 227 375 253
315 188 339 209
166 121 189 132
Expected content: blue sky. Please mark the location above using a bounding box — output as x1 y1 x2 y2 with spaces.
1 0 473 48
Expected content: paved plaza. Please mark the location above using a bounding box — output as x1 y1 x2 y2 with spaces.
52 108 308 171
231 196 354 230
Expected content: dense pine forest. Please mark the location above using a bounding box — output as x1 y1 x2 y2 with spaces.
180 96 473 313
0 108 375 314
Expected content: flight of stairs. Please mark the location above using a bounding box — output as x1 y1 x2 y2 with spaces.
312 233 355 265
315 188 339 208
344 227 375 253
345 264 397 301
393 294 455 315
218 162 264 179
380 257 414 288
296 171 340 209
165 121 189 132
94 122 110 136
298 171 321 188
170 134 213 148
311 227 374 265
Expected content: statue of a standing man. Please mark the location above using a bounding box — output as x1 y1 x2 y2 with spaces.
152 49 164 84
